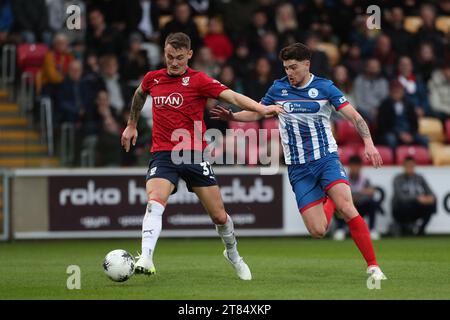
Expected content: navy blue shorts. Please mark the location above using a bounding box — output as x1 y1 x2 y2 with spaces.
146 151 218 194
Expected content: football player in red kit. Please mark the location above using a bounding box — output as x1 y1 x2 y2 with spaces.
121 32 283 280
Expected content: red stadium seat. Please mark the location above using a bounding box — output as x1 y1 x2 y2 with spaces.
359 145 394 165
338 144 360 165
335 120 363 145
396 145 431 165
16 43 49 76
446 119 450 143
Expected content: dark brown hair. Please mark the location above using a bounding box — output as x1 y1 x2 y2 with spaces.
165 32 191 50
279 43 312 62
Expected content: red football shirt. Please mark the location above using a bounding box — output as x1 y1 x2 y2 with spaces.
141 67 228 152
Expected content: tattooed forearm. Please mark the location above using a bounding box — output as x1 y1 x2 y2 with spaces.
354 115 372 140
128 87 147 125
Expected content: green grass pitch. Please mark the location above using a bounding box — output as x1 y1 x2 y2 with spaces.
0 237 449 299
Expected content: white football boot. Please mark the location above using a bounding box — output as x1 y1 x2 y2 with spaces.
223 250 252 280
367 265 387 281
134 254 156 275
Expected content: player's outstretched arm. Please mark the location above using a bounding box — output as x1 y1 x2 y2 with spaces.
218 89 283 118
121 85 148 152
210 105 263 122
339 103 383 168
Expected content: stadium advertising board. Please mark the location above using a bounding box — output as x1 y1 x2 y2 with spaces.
48 173 283 232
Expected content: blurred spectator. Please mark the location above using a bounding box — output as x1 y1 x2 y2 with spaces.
342 42 364 79
121 33 150 89
0 0 13 36
11 0 50 44
373 34 396 78
204 65 242 134
414 42 439 84
99 54 128 120
39 33 75 96
160 1 201 51
192 46 220 78
376 80 428 151
83 52 106 94
95 91 123 167
203 16 233 64
353 58 389 122
438 0 450 15
216 0 259 36
396 56 430 117
331 0 357 44
247 8 273 52
428 63 450 121
305 32 330 78
228 42 253 81
333 155 381 241
260 32 282 78
120 107 152 166
349 14 378 58
331 65 355 106
384 6 412 56
415 3 444 57
274 2 301 48
300 0 332 32
392 156 436 236
86 8 124 57
244 57 274 102
55 60 93 127
125 0 160 42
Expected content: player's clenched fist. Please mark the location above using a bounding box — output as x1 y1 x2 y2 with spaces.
121 125 138 152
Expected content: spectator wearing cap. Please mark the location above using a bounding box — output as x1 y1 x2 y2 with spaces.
392 156 436 236
376 79 428 151
428 63 450 121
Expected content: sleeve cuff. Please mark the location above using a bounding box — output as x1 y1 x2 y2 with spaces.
336 101 349 111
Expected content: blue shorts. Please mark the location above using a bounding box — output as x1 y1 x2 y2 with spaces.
288 152 349 213
146 151 217 194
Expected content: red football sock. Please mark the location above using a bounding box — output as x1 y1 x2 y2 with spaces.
347 215 378 267
323 196 336 227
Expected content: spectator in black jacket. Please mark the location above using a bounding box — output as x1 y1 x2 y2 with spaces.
376 80 428 151
11 0 50 43
86 8 124 57
55 60 94 127
159 1 201 51
392 156 436 236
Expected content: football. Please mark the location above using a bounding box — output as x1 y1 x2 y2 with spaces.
102 249 135 282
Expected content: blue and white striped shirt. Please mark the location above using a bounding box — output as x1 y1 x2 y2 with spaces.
261 74 349 165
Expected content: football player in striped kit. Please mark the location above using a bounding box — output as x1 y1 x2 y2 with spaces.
211 43 387 281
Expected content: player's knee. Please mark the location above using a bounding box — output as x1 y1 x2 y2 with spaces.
210 210 227 225
310 224 327 239
335 200 355 218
